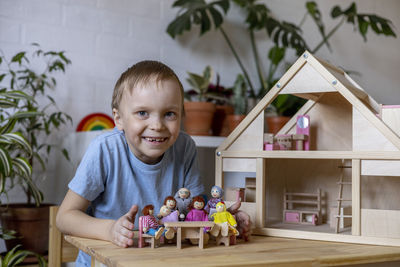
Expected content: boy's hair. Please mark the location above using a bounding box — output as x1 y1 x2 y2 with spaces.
112 60 184 111
189 195 205 210
163 196 176 208
142 204 154 216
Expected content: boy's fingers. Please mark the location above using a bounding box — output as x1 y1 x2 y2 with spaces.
126 205 138 221
122 219 135 231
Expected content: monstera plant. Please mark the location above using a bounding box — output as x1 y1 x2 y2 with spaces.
167 0 396 117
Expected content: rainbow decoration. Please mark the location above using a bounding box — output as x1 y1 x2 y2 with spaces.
76 113 115 132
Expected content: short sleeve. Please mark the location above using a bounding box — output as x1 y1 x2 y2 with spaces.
182 134 204 197
68 138 109 201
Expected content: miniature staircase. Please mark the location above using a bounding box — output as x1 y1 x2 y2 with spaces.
335 159 352 233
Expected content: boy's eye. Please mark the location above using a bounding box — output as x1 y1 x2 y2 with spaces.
137 111 148 117
165 111 177 120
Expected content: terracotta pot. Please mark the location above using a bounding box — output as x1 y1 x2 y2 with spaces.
212 105 234 136
184 102 216 136
227 114 246 132
266 116 291 134
0 203 51 254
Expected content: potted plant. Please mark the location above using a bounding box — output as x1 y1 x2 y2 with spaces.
167 0 396 132
208 74 233 136
0 44 72 254
226 74 247 132
0 228 46 266
184 65 229 136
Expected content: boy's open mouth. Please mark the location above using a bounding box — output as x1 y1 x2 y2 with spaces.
143 137 167 143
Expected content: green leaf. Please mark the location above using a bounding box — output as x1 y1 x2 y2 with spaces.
0 99 17 108
306 1 331 50
209 6 223 29
0 146 12 177
0 132 32 156
357 15 368 41
11 52 27 65
12 157 32 179
0 119 16 134
62 148 70 161
268 46 286 66
8 111 43 120
0 173 5 194
167 0 230 38
0 90 35 101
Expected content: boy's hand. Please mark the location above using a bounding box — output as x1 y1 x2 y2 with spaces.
109 205 138 248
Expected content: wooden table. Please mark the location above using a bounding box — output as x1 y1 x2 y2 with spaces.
163 221 215 249
65 234 400 267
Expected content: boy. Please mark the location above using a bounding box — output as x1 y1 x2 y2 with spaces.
56 61 204 266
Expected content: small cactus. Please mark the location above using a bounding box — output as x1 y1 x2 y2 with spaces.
231 74 248 115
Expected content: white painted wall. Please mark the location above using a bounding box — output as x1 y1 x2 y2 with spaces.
0 0 399 259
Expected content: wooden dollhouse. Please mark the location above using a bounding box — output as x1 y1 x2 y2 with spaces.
215 51 400 246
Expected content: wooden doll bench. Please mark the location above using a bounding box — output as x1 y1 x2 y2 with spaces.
138 216 163 248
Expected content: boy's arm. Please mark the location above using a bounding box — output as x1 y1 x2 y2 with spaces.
56 189 137 248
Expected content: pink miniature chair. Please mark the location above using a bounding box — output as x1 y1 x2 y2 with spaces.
138 216 163 248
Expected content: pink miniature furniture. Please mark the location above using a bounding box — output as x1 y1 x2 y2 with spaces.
295 115 310 150
138 216 163 248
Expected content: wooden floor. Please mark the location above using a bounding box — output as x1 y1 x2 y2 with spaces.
65 234 400 267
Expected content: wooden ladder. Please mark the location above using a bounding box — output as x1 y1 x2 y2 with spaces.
335 159 352 233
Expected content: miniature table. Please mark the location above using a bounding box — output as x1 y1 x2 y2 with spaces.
163 221 215 249
65 235 400 267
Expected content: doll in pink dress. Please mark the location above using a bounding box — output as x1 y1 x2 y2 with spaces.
185 195 209 222
185 195 215 234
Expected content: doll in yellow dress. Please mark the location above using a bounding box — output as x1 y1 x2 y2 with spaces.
209 202 239 237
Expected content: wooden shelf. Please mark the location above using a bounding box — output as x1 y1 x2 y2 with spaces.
219 150 400 160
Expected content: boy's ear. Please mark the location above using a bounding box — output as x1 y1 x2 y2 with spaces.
112 108 124 130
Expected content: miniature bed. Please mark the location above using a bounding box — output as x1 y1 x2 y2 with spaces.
215 51 400 246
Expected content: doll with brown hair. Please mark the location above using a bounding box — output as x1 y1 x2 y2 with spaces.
141 205 165 240
158 205 179 240
185 195 209 222
157 196 177 219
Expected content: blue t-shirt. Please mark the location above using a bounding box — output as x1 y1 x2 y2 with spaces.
68 128 204 266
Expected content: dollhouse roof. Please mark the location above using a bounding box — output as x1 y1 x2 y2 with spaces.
217 51 400 152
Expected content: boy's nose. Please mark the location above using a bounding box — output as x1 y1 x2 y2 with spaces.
149 116 164 131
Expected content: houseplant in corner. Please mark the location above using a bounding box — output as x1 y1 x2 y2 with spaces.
0 44 72 254
226 74 247 133
167 0 396 132
184 65 229 136
0 228 46 266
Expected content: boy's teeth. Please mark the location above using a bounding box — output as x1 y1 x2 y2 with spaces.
145 137 165 142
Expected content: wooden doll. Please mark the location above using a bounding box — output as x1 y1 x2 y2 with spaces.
209 202 239 237
158 205 178 239
205 185 224 218
185 195 209 222
141 205 165 240
157 196 177 219
174 187 192 220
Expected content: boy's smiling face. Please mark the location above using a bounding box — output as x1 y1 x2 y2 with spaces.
113 77 182 164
